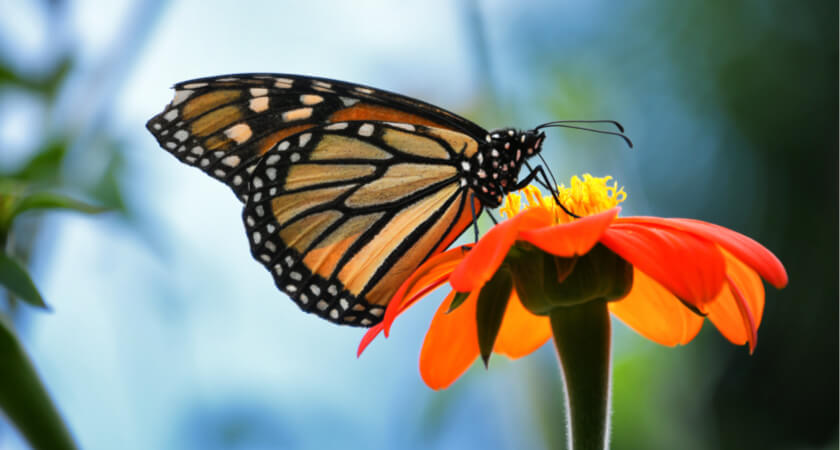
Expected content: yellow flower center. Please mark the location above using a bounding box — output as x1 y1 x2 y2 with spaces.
500 174 626 224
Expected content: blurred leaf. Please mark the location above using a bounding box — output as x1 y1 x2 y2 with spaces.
11 192 107 219
40 57 73 100
8 141 68 185
0 318 76 449
87 149 126 213
0 57 72 99
0 252 48 309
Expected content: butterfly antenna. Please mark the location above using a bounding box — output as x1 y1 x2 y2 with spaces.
537 119 626 133
536 121 633 149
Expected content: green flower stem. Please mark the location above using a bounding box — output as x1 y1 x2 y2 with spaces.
549 299 611 450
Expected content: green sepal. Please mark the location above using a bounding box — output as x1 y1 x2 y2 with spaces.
0 252 48 310
447 291 471 314
475 267 513 368
508 243 633 315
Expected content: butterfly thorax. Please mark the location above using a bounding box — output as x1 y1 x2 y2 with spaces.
464 127 545 207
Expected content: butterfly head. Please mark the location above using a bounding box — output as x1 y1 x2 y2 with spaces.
465 128 546 207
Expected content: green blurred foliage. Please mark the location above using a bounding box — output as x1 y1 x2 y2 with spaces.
0 2 124 447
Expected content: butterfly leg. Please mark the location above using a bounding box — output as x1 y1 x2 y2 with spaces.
485 210 499 225
469 193 480 243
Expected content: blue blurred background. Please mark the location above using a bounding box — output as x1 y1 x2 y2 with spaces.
0 0 836 449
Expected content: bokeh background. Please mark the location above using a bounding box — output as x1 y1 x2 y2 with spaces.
0 0 836 449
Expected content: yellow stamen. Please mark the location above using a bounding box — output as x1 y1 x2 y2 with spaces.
500 174 626 223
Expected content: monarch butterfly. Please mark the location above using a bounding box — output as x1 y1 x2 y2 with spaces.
146 74 630 327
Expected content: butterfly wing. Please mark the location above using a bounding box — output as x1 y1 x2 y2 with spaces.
146 73 489 200
243 121 483 326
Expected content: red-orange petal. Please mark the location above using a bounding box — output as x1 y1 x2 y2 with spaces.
600 223 726 312
617 217 788 289
493 291 552 358
357 322 384 357
450 207 553 293
419 290 480 390
706 249 764 352
383 246 468 336
609 268 704 346
519 208 619 257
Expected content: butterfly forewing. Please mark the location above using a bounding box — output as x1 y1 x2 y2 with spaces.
243 121 482 326
146 74 489 200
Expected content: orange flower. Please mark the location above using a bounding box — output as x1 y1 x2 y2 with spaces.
358 175 788 390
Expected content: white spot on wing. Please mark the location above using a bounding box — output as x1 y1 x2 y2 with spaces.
224 123 253 144
300 94 323 105
340 96 359 107
182 82 207 89
249 97 269 112
174 130 189 142
282 107 313 122
171 90 193 106
298 133 312 147
163 109 179 121
222 155 241 167
358 123 374 137
324 122 348 130
354 87 374 94
386 123 415 131
250 87 268 97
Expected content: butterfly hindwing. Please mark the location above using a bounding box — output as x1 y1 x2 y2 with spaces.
243 121 483 326
146 74 489 201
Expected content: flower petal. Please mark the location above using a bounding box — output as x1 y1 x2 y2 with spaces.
617 217 787 289
706 249 764 352
450 207 553 293
383 246 468 336
609 268 704 346
419 290 480 390
493 290 552 358
357 323 384 357
519 208 619 257
600 223 726 311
